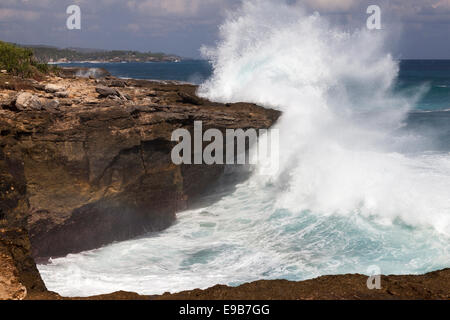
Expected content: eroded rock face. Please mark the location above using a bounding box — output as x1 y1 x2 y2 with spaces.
0 74 280 261
0 228 47 299
0 145 47 297
57 67 111 79
0 251 27 300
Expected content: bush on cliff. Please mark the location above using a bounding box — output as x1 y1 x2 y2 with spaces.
0 41 57 77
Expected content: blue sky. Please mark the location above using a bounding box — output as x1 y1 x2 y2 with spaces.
0 0 449 58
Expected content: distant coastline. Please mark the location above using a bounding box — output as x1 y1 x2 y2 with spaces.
49 60 182 65
17 43 182 64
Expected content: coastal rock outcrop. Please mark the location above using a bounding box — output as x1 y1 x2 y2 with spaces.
0 73 280 263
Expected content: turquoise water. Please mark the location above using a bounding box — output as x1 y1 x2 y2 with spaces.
397 60 450 111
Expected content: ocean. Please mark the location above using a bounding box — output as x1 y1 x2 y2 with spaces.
58 60 213 85
39 5 450 297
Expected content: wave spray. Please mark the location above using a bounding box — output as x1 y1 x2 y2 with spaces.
200 0 450 234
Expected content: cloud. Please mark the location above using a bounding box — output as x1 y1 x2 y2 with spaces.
0 0 447 58
432 0 450 9
0 8 40 21
302 0 357 12
125 23 140 32
127 0 227 17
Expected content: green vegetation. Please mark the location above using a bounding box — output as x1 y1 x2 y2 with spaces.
0 41 56 77
0 40 179 77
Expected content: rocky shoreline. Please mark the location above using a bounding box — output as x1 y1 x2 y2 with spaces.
0 69 449 300
23 268 450 300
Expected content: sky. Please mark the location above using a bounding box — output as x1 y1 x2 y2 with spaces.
0 0 449 59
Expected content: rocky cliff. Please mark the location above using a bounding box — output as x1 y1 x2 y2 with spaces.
0 71 279 299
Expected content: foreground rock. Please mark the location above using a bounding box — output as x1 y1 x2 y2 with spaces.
2 71 448 301
24 269 450 300
157 269 450 300
0 247 27 300
0 228 46 300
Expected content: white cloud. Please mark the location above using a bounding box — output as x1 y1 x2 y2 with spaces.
431 0 450 10
125 23 140 32
302 0 357 12
127 0 226 17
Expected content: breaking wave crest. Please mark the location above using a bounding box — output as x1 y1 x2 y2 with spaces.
199 0 450 234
